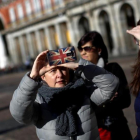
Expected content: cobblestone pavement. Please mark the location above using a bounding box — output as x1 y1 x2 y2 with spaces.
0 55 137 140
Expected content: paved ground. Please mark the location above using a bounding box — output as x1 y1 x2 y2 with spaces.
0 55 138 140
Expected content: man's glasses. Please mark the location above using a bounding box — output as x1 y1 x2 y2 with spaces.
134 37 140 46
78 46 95 52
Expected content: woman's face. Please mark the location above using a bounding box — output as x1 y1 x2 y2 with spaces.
41 66 69 88
79 41 101 64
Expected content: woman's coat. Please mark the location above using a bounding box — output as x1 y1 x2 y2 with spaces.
10 59 119 140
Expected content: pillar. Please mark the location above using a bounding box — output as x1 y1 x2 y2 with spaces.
35 30 43 52
55 23 64 48
19 36 27 63
26 33 35 58
44 27 53 50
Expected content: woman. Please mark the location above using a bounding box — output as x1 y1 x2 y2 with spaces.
127 20 140 140
10 50 119 140
77 31 132 140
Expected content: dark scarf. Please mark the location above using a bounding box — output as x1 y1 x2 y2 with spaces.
38 78 86 137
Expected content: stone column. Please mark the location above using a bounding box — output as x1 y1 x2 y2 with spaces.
55 23 64 48
44 27 53 50
86 11 95 31
26 33 35 58
19 36 27 63
0 34 9 68
115 3 127 54
68 16 84 61
93 10 101 33
107 1 120 56
72 16 81 43
67 19 77 47
6 36 17 65
35 30 43 52
66 18 80 61
133 0 140 22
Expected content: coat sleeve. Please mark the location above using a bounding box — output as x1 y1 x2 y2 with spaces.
77 58 119 106
9 72 42 125
104 62 131 109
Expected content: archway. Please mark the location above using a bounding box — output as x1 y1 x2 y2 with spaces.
99 10 113 54
120 3 136 51
78 16 90 36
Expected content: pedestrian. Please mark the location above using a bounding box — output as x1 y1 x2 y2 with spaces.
10 50 119 140
77 31 132 140
127 19 140 140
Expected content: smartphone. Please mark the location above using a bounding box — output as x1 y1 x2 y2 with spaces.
47 46 77 66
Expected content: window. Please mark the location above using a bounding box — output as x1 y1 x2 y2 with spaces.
33 0 41 12
2 0 9 2
43 0 51 9
9 8 16 22
55 0 60 5
25 0 32 15
59 0 64 7
59 0 63 4
17 4 24 19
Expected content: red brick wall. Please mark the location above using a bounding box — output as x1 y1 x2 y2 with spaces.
0 6 10 29
0 0 43 29
0 0 55 29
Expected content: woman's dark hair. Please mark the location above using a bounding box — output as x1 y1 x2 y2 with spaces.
78 31 108 64
130 19 140 96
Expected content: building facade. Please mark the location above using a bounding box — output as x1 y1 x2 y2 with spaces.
0 0 140 68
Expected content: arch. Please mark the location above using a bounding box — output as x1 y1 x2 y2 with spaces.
78 16 90 36
120 3 135 28
120 3 136 51
99 10 113 54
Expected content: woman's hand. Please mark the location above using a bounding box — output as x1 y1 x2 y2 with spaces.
58 62 79 70
30 50 55 80
110 92 118 101
126 25 140 40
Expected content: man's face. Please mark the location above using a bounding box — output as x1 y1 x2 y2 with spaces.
42 66 69 88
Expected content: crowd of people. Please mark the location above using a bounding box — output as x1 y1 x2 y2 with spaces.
9 19 140 140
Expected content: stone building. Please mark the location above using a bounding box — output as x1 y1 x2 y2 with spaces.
0 0 140 68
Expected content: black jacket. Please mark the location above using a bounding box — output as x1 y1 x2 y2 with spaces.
95 62 132 140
